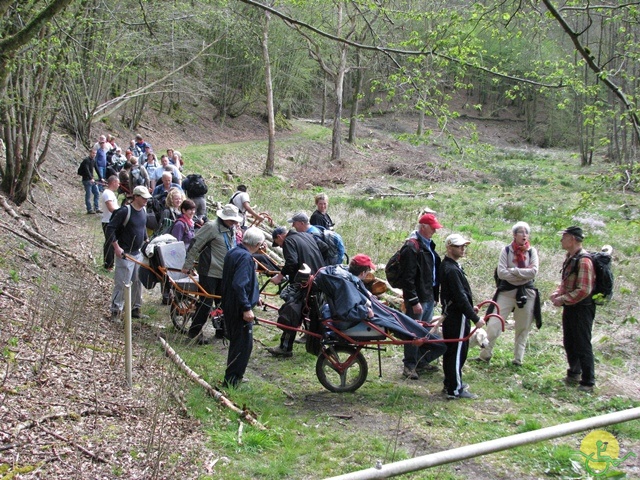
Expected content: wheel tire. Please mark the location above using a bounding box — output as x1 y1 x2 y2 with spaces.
316 346 368 393
170 294 195 334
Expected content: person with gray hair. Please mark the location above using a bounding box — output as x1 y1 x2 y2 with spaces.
221 227 265 388
478 221 540 366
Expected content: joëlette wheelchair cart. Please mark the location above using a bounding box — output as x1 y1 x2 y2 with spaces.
256 264 504 393
130 239 281 336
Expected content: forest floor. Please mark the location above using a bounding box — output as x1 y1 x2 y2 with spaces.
1 106 635 479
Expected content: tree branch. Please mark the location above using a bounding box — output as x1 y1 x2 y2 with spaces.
0 0 75 55
236 0 563 88
541 0 640 145
92 40 220 119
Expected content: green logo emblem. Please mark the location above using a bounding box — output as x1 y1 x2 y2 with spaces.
576 430 636 476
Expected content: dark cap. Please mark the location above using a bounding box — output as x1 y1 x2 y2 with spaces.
559 226 584 241
272 226 287 241
287 212 309 224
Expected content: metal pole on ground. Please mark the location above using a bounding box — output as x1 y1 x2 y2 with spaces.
324 407 640 480
124 282 132 388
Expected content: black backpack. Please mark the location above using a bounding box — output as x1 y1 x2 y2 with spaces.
384 238 419 288
185 174 208 197
573 251 614 305
145 197 164 231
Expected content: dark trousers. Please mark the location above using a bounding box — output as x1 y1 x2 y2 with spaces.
188 276 221 338
224 312 253 387
403 300 446 369
102 222 114 269
562 302 596 386
442 313 470 396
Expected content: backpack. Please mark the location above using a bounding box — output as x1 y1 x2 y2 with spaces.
145 197 164 231
572 250 614 305
313 226 346 265
150 216 175 240
185 174 208 197
111 204 133 239
131 168 145 186
384 238 420 288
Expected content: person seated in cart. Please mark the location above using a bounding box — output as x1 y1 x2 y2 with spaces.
315 254 446 357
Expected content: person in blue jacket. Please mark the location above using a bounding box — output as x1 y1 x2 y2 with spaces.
221 227 265 388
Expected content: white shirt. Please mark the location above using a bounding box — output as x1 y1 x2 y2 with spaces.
100 189 119 223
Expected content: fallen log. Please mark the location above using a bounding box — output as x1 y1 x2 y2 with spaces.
158 336 266 430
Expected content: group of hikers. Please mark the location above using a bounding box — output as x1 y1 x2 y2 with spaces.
79 135 601 396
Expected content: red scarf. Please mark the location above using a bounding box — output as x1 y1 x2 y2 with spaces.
177 215 193 228
511 240 530 267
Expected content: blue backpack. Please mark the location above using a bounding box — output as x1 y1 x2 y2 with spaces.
314 226 346 265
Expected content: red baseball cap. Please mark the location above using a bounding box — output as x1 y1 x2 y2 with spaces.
419 213 442 229
351 254 376 270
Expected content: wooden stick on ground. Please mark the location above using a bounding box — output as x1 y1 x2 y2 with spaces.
158 336 266 430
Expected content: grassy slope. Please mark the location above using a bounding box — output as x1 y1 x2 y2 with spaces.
149 121 640 479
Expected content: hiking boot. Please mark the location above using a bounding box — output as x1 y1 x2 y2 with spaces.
108 311 121 323
448 389 478 400
131 308 149 319
578 384 594 393
87 210 95 214
416 363 438 373
402 366 419 380
511 360 522 367
442 383 468 394
267 346 293 358
95 209 103 214
563 374 581 385
472 356 490 364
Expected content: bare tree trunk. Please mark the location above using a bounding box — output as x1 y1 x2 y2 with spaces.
321 72 327 127
347 52 363 144
331 64 345 163
542 0 640 148
416 109 425 136
262 10 276 176
0 0 74 204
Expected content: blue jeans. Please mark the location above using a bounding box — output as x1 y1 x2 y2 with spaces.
403 300 446 369
96 166 106 192
82 180 100 212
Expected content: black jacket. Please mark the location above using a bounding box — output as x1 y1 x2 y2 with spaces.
439 256 480 324
281 230 325 278
398 235 441 307
77 156 98 182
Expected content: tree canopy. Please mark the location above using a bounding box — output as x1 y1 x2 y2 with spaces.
1 0 639 203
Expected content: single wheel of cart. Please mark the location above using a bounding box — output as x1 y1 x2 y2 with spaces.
315 346 368 393
170 291 195 334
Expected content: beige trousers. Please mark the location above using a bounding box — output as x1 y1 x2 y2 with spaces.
479 288 536 364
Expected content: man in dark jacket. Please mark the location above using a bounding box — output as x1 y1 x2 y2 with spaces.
77 149 101 214
221 227 265 388
268 227 325 357
397 214 446 380
440 234 485 400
